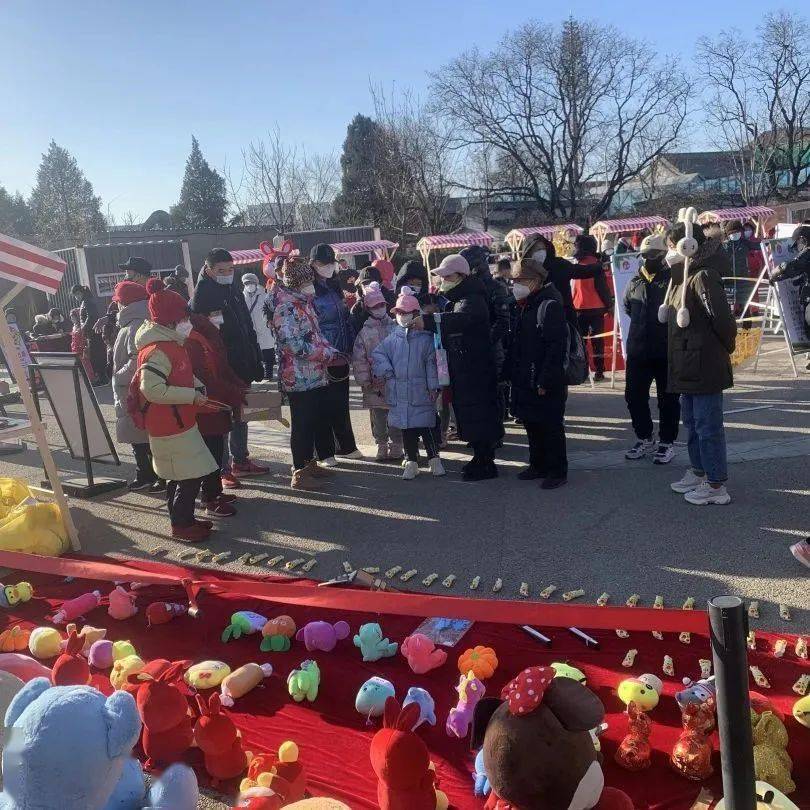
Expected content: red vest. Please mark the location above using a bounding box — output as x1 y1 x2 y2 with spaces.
571 255 604 310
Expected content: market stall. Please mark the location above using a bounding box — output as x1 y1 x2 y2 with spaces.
504 224 583 257
696 205 775 231
416 231 494 270
229 239 399 267
590 215 670 250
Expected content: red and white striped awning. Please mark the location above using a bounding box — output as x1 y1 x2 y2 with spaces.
697 206 775 225
416 231 494 252
332 240 398 256
590 216 670 236
0 232 67 293
505 224 582 253
230 248 265 266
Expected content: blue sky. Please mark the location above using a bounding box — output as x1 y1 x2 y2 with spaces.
0 0 767 219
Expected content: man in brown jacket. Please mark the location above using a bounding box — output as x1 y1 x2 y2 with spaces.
664 221 737 505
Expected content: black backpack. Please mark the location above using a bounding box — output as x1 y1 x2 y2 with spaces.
536 299 589 386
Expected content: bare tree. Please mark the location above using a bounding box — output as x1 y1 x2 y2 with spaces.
429 17 689 221
298 150 340 230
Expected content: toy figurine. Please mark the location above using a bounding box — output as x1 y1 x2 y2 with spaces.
296 621 350 652
615 701 651 771
107 585 138 620
353 623 397 662
194 693 248 785
402 687 436 729
446 671 485 738
400 633 447 674
222 611 269 643
50 629 91 686
617 674 662 712
356 677 396 722
0 581 33 608
50 591 102 625
146 602 188 627
287 660 321 703
260 615 297 652
219 663 274 707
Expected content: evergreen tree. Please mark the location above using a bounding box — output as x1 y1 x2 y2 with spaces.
0 186 34 240
170 136 228 228
333 114 386 225
28 142 106 248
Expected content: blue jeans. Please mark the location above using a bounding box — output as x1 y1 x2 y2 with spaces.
228 420 249 465
681 393 728 483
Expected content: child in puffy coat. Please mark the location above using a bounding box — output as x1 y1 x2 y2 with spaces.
351 282 402 462
372 287 445 480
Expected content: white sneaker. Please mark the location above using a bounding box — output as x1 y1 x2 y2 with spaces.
320 456 338 468
684 482 731 505
429 457 446 477
625 438 656 460
337 449 363 459
402 461 419 480
653 443 675 465
670 469 706 493
375 444 388 461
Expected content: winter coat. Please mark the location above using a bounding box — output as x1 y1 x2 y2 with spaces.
190 272 263 385
721 238 750 310
666 239 737 394
509 284 567 422
776 245 810 284
571 255 614 312
243 288 275 350
394 260 431 303
622 261 671 361
78 295 107 378
426 275 504 445
521 235 583 326
164 275 190 300
134 321 217 482
352 314 396 407
268 282 338 392
372 326 438 430
112 299 150 444
312 275 356 358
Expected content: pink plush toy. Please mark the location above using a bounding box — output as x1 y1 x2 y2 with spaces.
446 670 485 738
107 585 138 620
0 652 52 682
50 590 102 625
295 620 351 652
400 633 448 674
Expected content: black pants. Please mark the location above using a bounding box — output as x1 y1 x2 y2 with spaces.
523 394 568 478
471 442 495 465
201 434 225 502
261 348 276 380
624 356 680 444
132 442 156 483
577 309 606 374
166 478 203 527
289 386 334 470
402 423 440 462
322 364 357 456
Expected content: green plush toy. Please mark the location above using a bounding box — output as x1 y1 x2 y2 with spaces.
353 623 398 662
287 660 320 703
260 635 291 653
221 611 268 643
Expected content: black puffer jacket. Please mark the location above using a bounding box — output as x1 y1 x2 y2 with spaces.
622 260 671 361
424 274 504 445
721 238 750 310
394 259 430 301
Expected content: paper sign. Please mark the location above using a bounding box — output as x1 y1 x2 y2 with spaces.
610 252 643 359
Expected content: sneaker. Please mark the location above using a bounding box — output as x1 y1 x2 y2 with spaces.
306 460 334 479
221 471 242 489
150 479 167 493
684 482 732 505
291 467 322 490
670 469 707 494
231 460 269 478
625 439 656 460
171 522 212 542
375 444 388 461
652 443 675 465
217 493 237 503
127 477 153 492
541 476 568 490
593 372 606 382
402 461 419 480
789 539 810 569
320 456 339 468
204 499 237 516
429 457 446 477
388 444 404 461
336 449 364 459
517 466 544 481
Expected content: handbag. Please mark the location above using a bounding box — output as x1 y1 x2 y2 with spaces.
434 329 450 387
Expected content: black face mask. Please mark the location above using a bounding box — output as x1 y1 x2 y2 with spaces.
643 254 665 271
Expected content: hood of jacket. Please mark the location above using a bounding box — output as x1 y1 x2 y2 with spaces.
670 237 728 285
134 320 184 351
521 234 558 261
442 273 488 304
395 260 429 293
116 298 149 328
273 282 312 308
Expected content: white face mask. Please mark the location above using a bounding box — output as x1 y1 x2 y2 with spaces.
530 249 547 265
215 273 234 285
729 232 741 242
396 313 414 327
370 307 387 320
175 320 193 338
244 283 258 294
439 275 462 292
300 283 316 297
408 283 423 295
315 262 336 279
209 314 224 328
512 282 532 302
665 249 684 267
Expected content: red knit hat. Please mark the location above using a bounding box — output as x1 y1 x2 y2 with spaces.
146 278 188 326
112 280 149 306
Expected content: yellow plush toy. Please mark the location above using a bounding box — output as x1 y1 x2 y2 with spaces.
110 654 145 690
751 709 796 796
617 674 662 712
184 660 231 689
112 640 137 661
792 695 810 729
28 627 63 659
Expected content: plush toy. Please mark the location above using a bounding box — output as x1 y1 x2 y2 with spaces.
50 590 102 624
458 646 498 680
51 629 91 686
715 781 799 809
220 663 274 707
128 659 194 770
473 749 491 797
62 623 106 654
470 665 635 810
370 697 449 810
447 671 485 738
0 626 29 653
793 695 810 728
403 687 436 729
617 674 662 712
0 678 198 810
222 611 268 643
89 639 114 669
113 639 138 660
551 662 587 684
194 692 249 785
237 741 307 806
671 697 715 781
354 622 398 662
111 654 146 690
260 615 297 652
0 581 33 609
401 633 447 674
296 620 350 652
108 585 138 620
751 709 795 795
614 701 651 771
0 671 23 787
185 660 232 689
356 676 396 721
676 675 716 710
0 653 51 682
146 601 188 627
287 660 320 703
27 627 62 659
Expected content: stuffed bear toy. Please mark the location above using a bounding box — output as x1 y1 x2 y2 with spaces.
471 666 634 810
0 677 199 810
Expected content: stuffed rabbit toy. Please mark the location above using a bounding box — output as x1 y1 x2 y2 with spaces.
194 692 249 785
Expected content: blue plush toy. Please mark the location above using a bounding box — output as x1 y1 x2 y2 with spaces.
0 677 198 810
355 676 396 722
402 686 436 729
473 748 491 797
353 622 398 662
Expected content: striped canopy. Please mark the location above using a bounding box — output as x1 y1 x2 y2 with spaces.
697 206 775 225
416 231 494 252
590 216 670 237
505 224 583 254
0 232 67 293
331 240 398 256
230 248 265 266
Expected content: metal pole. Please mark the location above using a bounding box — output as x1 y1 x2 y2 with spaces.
73 363 94 488
708 596 755 810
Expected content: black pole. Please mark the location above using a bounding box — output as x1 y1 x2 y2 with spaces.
708 596 755 810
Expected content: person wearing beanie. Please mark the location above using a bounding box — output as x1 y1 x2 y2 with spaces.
164 264 190 300
309 243 360 465
111 279 164 491
242 271 276 380
509 256 569 488
721 220 750 318
372 287 445 479
351 282 403 462
622 234 680 465
266 256 341 490
420 253 504 481
131 278 219 541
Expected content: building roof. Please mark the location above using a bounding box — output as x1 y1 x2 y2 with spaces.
660 152 738 180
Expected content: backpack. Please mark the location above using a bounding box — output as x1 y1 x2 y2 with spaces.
537 299 589 386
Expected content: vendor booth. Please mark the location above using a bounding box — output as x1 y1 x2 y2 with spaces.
697 205 775 230
230 239 399 270
504 224 583 258
416 231 494 270
590 215 670 251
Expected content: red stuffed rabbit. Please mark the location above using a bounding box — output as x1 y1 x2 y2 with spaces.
128 659 194 770
51 628 91 686
370 697 448 810
195 692 249 785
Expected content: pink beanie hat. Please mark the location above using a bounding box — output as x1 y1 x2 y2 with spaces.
363 282 386 309
392 285 420 314
434 253 470 278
